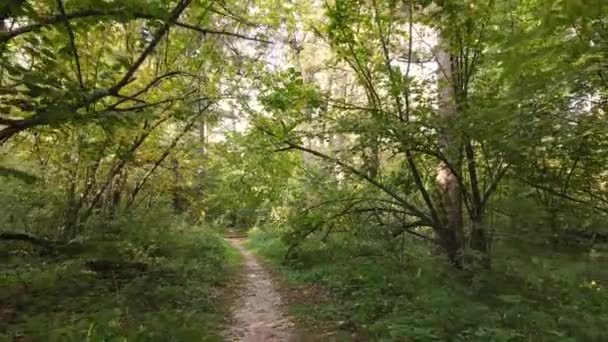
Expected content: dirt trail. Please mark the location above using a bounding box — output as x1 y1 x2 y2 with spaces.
223 238 295 342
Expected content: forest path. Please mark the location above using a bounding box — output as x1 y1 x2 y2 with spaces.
223 237 295 341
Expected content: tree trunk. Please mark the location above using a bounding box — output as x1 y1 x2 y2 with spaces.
107 170 127 220
171 157 184 212
435 33 464 265
197 92 207 196
470 211 490 268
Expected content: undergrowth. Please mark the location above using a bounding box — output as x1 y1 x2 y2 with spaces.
0 212 237 341
247 227 608 341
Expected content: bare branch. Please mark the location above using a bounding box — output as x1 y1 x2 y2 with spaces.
110 71 186 107
173 21 272 44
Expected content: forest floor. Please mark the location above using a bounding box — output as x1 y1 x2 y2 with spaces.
0 225 236 341
222 237 296 341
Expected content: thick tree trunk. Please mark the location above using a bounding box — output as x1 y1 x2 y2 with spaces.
470 212 489 267
435 27 490 268
435 34 464 265
436 226 462 267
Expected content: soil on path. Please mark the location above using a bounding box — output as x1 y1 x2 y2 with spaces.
223 238 295 342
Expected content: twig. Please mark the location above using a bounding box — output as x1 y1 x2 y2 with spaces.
56 0 84 90
172 22 272 44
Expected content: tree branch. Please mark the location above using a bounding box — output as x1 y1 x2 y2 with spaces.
0 7 271 45
1 232 55 249
108 71 186 108
108 0 192 95
519 178 608 214
257 125 431 222
0 0 191 143
126 104 211 208
81 116 171 222
56 0 84 90
173 21 272 44
482 163 509 206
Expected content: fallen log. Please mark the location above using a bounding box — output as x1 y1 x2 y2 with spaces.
0 231 55 248
1 231 85 255
85 260 149 273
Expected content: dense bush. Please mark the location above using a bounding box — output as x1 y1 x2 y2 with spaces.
1 209 234 341
248 228 608 341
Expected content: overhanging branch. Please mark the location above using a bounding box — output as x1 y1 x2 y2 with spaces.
0 0 191 143
0 6 270 45
256 125 431 223
126 103 212 208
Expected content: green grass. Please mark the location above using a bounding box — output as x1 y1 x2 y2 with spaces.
1 218 236 341
247 228 608 341
223 239 244 269
219 238 245 312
